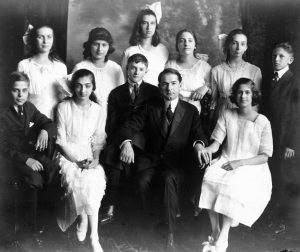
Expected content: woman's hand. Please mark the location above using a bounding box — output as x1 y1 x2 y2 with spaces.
191 86 209 101
221 160 242 171
284 147 295 159
35 129 48 151
87 158 99 169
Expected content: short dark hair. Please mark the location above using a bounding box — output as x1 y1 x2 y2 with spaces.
229 78 261 106
175 28 198 53
83 27 115 61
273 42 294 56
70 69 98 104
127 53 149 68
158 68 182 83
223 28 248 62
9 71 30 89
27 25 61 61
129 9 160 47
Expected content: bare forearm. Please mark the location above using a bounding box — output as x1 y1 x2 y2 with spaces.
236 154 268 166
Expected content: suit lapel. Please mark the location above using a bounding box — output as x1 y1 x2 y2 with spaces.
169 100 185 137
152 102 167 138
273 70 293 91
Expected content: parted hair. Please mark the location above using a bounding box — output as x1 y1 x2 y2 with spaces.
129 9 160 46
158 68 182 83
9 71 30 88
229 78 261 106
273 42 294 56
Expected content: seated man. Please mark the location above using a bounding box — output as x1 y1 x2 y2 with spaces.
117 68 209 250
0 72 59 237
100 53 161 224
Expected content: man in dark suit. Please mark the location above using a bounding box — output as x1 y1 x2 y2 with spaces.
100 53 161 224
262 42 300 233
118 68 209 250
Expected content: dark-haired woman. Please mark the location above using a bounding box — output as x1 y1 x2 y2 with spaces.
210 29 262 129
121 9 169 86
72 27 124 108
199 78 272 252
56 69 106 252
17 25 68 119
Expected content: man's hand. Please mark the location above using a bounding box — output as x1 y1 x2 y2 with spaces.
26 158 44 171
195 143 211 169
120 141 135 164
35 129 48 152
284 147 295 159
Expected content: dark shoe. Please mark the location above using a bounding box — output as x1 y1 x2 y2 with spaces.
166 233 175 252
100 212 114 225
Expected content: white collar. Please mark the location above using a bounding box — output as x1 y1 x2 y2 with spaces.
275 66 289 79
128 79 142 88
165 98 179 113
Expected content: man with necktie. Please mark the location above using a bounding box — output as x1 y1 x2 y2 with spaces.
117 68 210 251
100 53 161 224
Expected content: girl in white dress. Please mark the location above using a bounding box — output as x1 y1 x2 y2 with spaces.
165 29 211 114
210 29 262 129
72 27 124 108
121 8 169 86
17 25 69 119
56 69 106 252
199 78 272 252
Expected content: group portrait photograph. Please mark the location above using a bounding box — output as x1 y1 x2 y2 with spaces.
0 0 300 251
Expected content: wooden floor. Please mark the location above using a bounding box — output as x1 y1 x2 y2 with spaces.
1 186 300 252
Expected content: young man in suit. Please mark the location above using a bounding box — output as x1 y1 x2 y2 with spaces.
118 68 210 250
262 42 300 233
0 72 59 241
100 53 161 224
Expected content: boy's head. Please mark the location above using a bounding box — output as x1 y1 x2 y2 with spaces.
272 42 294 71
9 72 30 106
126 53 148 83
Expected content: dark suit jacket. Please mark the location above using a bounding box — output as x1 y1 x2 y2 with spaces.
0 101 57 164
101 81 161 169
117 99 208 171
262 70 300 155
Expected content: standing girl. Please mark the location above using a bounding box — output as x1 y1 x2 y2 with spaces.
165 29 211 114
17 24 68 119
56 69 106 252
72 27 124 108
210 29 262 128
121 8 169 86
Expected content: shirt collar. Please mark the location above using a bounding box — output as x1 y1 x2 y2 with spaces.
128 79 142 88
165 98 179 113
276 66 289 79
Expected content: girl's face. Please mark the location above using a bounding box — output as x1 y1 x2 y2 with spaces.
74 76 94 102
36 27 54 54
228 34 247 59
236 84 252 108
90 39 109 61
140 14 156 38
177 32 196 56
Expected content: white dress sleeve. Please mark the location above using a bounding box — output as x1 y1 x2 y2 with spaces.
92 106 107 152
258 117 273 157
211 110 227 144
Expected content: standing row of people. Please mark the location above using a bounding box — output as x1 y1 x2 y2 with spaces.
0 5 298 252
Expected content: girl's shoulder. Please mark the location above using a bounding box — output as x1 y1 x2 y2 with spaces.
255 113 270 126
106 59 122 70
73 59 94 71
244 62 261 71
195 59 211 70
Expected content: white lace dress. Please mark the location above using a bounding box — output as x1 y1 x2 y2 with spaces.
199 109 273 226
56 100 106 216
165 59 211 113
17 58 69 119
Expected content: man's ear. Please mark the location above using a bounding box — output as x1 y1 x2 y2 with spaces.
289 56 294 65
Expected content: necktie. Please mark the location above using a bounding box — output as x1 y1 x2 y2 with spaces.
271 72 279 87
130 84 138 102
166 104 173 123
17 105 23 117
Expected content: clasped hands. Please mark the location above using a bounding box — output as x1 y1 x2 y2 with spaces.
76 158 99 170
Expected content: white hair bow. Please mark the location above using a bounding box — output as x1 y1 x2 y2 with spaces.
145 2 162 24
22 24 34 45
218 33 228 54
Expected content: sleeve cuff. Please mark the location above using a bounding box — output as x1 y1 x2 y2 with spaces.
193 140 205 148
120 140 132 149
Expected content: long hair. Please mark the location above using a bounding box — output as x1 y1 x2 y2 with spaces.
223 29 247 62
27 25 61 61
69 69 98 104
129 9 160 46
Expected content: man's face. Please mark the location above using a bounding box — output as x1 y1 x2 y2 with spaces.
11 81 29 106
158 73 181 101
